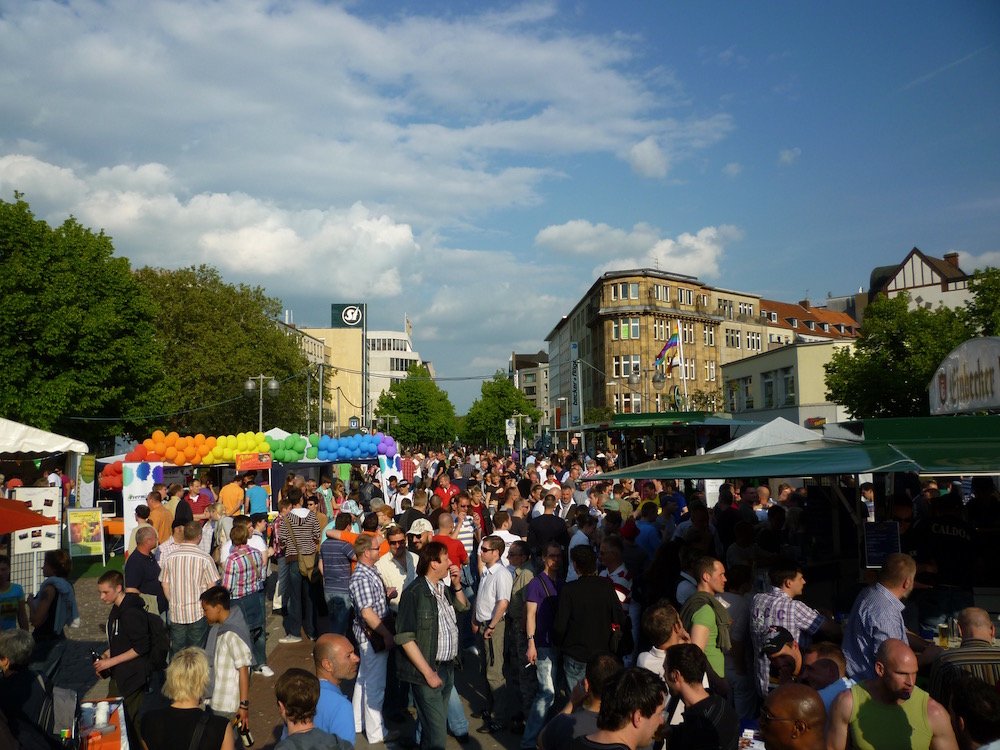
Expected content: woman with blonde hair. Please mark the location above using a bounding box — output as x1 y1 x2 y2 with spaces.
142 647 232 750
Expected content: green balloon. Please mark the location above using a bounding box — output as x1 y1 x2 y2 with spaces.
274 449 285 462
296 437 307 452
307 446 318 459
309 433 319 446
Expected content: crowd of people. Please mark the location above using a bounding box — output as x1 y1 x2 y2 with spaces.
1 448 1000 750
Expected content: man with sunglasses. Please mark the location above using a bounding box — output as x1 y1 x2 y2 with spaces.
473 535 514 734
758 683 826 750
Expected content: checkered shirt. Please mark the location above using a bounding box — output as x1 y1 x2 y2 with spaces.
223 545 265 599
843 582 907 680
160 544 220 624
428 578 459 662
210 630 252 714
349 561 389 644
750 587 824 695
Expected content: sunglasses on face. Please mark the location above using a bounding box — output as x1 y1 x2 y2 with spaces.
759 707 797 726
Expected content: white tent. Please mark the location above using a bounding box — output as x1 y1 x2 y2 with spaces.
0 417 89 456
706 416 848 454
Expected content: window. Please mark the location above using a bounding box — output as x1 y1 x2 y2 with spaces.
654 284 670 301
613 355 641 378
523 373 536 383
680 321 695 344
701 294 709 306
611 284 618 301
725 328 741 349
703 327 715 346
615 392 641 414
704 361 716 381
612 320 619 340
718 299 734 317
684 360 696 380
762 371 775 408
781 367 795 406
684 289 694 305
739 302 754 317
525 386 536 396
743 377 754 409
629 282 639 299
620 282 629 300
746 332 761 351
805 320 815 330
629 317 640 339
663 285 671 302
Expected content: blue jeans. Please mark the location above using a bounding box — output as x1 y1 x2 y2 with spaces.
233 590 266 668
275 557 290 611
282 562 303 638
416 684 468 742
562 654 586 695
523 647 559 749
411 664 455 750
325 592 352 636
169 617 208 656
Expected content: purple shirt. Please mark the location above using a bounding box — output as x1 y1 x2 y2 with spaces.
524 572 562 648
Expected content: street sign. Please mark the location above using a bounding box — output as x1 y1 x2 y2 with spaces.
571 436 579 446
505 419 516 445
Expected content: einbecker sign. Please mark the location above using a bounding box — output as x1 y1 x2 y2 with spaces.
929 337 1000 415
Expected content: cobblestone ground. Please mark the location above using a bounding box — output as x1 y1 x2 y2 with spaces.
64 578 518 750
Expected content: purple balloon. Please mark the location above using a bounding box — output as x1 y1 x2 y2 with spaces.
377 443 387 455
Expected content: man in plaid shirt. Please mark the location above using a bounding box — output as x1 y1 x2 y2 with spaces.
349 533 397 745
160 521 219 654
750 560 840 697
201 585 253 745
223 523 272 676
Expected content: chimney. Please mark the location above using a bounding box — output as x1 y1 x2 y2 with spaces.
943 252 960 268
798 298 810 310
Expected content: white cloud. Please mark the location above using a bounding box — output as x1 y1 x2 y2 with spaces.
779 147 802 165
958 250 1000 271
723 162 743 177
535 220 743 279
628 136 669 178
0 155 417 297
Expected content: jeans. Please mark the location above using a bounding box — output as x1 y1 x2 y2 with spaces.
169 617 208 656
415 684 468 742
411 663 455 750
282 562 310 638
325 592 353 637
523 647 559 749
233 590 267 668
562 654 586 695
274 556 289 611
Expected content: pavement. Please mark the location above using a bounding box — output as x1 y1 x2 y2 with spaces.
62 578 521 750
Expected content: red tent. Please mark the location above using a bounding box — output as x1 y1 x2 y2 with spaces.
0 498 60 535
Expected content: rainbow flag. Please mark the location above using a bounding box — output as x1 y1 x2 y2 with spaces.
654 332 678 368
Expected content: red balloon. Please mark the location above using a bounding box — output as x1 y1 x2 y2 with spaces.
134 444 148 460
113 460 124 474
113 475 124 489
147 452 162 462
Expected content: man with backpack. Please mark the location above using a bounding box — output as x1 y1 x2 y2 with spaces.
95 569 152 750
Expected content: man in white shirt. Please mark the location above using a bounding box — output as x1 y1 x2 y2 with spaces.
473 535 514 734
491 512 522 569
390 480 413 516
566 515 598 583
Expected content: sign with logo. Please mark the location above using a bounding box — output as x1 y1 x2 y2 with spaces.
349 416 360 429
929 337 1000 415
505 419 516 445
236 452 273 471
330 303 366 328
570 342 580 426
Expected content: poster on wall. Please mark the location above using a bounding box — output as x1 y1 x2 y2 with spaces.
13 524 61 555
68 508 105 560
123 462 163 554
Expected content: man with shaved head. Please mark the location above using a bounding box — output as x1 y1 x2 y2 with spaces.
758 683 826 750
928 607 1000 706
826 638 958 750
311 633 359 745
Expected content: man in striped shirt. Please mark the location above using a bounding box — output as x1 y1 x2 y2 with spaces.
928 606 1000 706
277 491 322 643
160 521 220 655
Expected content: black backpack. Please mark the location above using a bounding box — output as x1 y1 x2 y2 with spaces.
145 606 171 671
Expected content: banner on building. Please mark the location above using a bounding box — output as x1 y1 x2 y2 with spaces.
929 337 1000 415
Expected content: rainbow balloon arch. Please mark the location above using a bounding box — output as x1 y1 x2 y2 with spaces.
98 429 400 490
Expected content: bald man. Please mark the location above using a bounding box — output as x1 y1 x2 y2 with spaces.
928 607 1000 706
312 633 359 745
826 638 958 750
758 684 826 750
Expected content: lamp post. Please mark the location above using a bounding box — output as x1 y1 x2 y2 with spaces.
628 367 666 413
244 375 280 432
511 412 532 467
376 414 400 434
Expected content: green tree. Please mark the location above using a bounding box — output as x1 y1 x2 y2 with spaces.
687 387 725 412
374 364 456 447
824 293 969 418
461 372 543 448
0 194 167 447
134 265 311 436
962 267 1000 336
585 405 615 424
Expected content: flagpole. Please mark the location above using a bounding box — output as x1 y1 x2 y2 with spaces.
678 320 689 409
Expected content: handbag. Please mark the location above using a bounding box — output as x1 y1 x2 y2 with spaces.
363 610 396 653
282 516 319 582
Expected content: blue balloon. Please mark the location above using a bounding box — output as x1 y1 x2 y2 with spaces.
352 448 361 459
375 432 385 443
338 446 349 458
329 438 340 451
348 438 359 449
318 435 330 450
318 450 328 461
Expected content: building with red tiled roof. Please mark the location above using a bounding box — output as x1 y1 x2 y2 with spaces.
759 298 860 347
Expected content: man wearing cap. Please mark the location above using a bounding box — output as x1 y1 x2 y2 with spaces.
759 626 803 691
407 518 434 556
391 479 413 516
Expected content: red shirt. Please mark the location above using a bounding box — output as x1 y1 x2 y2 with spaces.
187 490 212 520
433 534 469 566
434 484 459 506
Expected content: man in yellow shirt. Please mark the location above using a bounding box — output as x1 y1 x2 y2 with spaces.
219 475 246 517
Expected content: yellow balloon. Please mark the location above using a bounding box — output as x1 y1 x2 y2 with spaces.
227 435 237 449
255 431 265 443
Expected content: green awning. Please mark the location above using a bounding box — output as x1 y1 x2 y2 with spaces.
582 412 761 431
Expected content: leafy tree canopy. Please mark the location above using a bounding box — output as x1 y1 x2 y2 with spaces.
134 264 311 436
374 364 456 448
824 292 969 418
461 372 543 449
962 267 1000 336
0 194 167 447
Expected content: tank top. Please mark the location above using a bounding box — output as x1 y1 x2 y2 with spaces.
848 682 932 750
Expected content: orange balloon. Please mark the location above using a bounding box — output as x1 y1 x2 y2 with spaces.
173 454 186 467
154 441 167 455
184 446 197 460
165 432 179 446
194 434 206 446
176 436 189 451
190 454 202 465
206 436 217 449
197 445 210 457
164 446 178 461
152 430 166 443
143 438 156 451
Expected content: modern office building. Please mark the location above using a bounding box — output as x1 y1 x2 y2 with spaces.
508 351 549 442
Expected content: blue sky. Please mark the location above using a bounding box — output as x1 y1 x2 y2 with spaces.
1 0 997 413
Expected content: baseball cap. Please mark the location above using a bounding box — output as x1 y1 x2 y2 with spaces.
407 519 433 536
761 626 794 657
603 498 621 513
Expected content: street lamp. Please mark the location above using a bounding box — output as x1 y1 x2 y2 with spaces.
244 375 280 432
376 414 400 433
628 367 666 413
511 413 532 467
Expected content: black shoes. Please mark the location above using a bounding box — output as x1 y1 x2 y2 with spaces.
477 722 503 735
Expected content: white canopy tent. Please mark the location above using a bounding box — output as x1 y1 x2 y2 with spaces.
0 417 89 456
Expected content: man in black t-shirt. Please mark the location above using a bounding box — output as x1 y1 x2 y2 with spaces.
124 526 167 615
571 667 666 750
663 644 738 750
